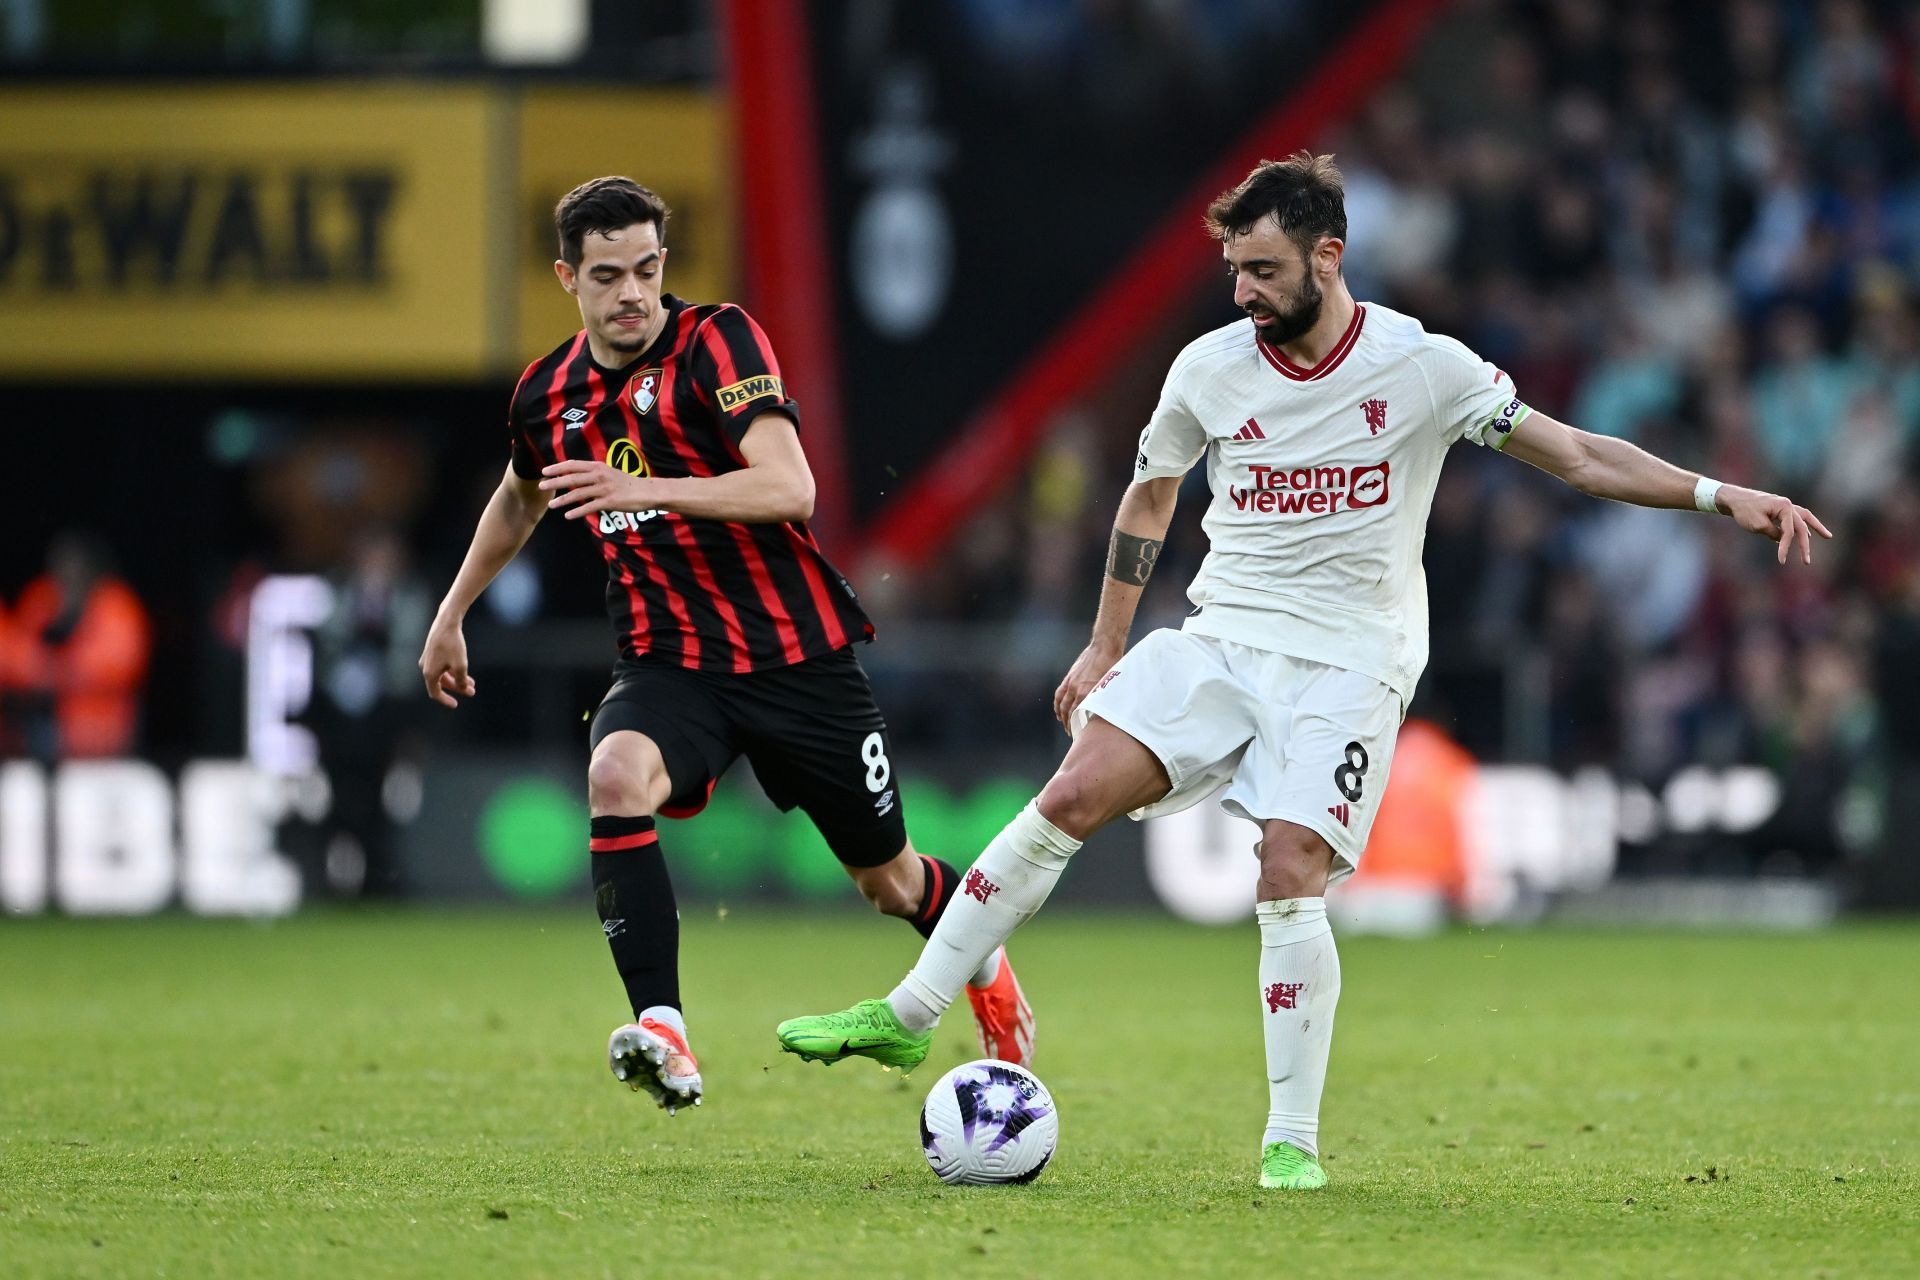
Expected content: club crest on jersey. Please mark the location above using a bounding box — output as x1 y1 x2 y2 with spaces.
1361 398 1388 436
629 368 662 415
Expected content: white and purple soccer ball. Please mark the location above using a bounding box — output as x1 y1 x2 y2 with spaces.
919 1059 1059 1185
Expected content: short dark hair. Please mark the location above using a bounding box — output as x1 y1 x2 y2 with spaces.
1204 151 1346 260
554 176 670 267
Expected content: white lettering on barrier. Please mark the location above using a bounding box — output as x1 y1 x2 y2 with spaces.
1142 799 1256 925
0 762 47 915
181 761 301 916
1142 766 1781 925
0 760 300 917
55 760 175 915
246 575 334 777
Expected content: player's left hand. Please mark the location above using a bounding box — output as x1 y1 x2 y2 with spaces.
1718 485 1833 565
539 460 655 520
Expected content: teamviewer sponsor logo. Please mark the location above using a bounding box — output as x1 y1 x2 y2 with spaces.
1227 461 1391 516
1346 461 1390 508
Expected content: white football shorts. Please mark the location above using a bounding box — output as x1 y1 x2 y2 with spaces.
1072 628 1404 882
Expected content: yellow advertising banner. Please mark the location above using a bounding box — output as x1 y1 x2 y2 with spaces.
513 88 733 362
0 84 499 379
0 84 728 381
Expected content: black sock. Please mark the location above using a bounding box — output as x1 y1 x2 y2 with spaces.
909 854 961 940
590 815 680 1018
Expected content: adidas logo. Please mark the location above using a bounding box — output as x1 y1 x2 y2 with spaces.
1327 803 1349 827
1232 417 1267 442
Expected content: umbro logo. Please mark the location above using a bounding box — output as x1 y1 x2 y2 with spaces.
1327 803 1350 827
602 917 626 939
874 789 896 816
562 407 588 430
1232 417 1267 442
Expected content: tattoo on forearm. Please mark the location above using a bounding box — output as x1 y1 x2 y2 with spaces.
1107 531 1163 587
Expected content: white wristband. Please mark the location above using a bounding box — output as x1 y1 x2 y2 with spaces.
1693 476 1723 515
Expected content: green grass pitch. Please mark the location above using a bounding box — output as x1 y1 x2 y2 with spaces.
3 910 1914 1278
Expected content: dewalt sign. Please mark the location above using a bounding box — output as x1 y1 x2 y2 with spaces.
0 84 729 381
0 85 496 379
0 168 400 292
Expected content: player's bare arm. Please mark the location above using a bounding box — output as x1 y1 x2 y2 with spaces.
1501 412 1833 566
419 463 551 708
538 412 815 525
1053 475 1181 729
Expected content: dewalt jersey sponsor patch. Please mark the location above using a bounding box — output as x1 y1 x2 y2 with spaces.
715 374 784 413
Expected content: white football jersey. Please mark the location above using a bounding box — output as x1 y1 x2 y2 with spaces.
1134 302 1530 701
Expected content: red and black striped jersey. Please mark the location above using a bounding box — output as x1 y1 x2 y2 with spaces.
509 295 873 673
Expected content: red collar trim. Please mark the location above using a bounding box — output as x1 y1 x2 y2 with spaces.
1258 304 1366 382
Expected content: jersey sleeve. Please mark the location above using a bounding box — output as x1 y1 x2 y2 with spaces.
1422 338 1532 450
690 305 802 447
1133 359 1207 481
508 360 544 479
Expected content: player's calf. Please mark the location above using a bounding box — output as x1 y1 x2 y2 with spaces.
849 852 925 919
886 852 1037 1062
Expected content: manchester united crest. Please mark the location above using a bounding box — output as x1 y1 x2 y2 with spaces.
630 368 662 415
1360 398 1388 436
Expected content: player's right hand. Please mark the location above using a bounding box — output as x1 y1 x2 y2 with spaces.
1053 641 1122 734
419 623 476 708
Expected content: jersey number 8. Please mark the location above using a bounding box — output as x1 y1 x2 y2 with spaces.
861 731 892 793
1334 741 1369 803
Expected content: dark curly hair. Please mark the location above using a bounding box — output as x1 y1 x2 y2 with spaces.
554 176 670 267
1204 151 1346 261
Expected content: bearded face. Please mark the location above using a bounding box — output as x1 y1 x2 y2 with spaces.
1249 268 1324 346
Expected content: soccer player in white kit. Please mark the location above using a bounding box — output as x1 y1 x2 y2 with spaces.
776 152 1831 1189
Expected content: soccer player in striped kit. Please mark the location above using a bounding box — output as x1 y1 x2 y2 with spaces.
776 153 1829 1187
419 177 1032 1114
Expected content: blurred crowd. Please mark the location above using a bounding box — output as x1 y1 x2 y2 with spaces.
0 534 150 763
875 0 1920 872
17 0 1920 890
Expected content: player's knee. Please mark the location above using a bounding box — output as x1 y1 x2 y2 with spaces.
1035 769 1108 840
1256 826 1334 899
586 751 664 817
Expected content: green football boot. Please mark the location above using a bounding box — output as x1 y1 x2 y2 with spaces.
1259 1141 1329 1190
776 998 933 1070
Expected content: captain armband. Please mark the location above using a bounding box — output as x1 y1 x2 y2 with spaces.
1481 396 1533 451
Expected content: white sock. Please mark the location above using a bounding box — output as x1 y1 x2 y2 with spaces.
1257 897 1340 1158
639 1004 685 1036
895 949 1001 1031
888 801 1081 1033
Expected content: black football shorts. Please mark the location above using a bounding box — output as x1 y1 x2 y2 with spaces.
588 646 907 867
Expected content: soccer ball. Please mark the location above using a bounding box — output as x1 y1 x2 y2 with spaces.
919 1059 1059 1185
